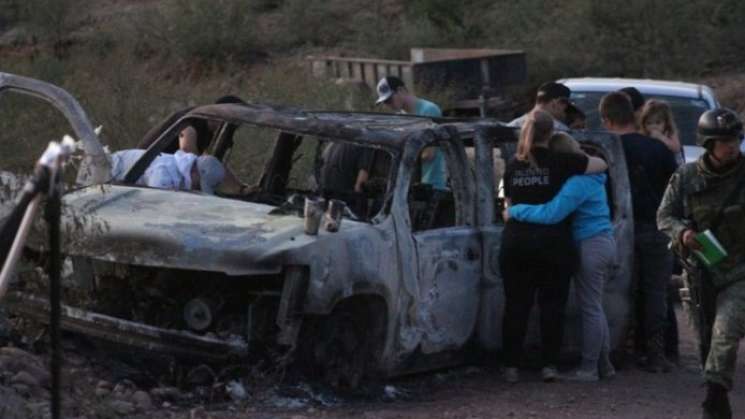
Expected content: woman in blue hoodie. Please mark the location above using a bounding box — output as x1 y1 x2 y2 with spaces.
506 133 617 382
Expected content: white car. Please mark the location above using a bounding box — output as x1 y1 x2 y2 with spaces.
559 77 726 163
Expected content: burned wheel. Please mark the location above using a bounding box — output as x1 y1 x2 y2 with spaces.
298 300 383 389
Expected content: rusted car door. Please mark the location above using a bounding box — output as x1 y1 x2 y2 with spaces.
409 137 482 354
472 126 506 350
414 226 481 353
0 72 110 185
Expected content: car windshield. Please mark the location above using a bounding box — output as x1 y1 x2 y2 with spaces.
571 91 711 146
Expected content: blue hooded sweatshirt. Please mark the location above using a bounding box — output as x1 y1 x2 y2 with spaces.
508 173 612 242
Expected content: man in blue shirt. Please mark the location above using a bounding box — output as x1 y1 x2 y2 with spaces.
375 76 447 190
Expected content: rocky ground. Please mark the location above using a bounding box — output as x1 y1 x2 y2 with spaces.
0 306 743 419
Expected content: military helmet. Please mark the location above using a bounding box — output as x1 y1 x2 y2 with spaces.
697 108 743 147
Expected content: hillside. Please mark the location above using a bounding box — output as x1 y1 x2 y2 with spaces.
1 0 745 168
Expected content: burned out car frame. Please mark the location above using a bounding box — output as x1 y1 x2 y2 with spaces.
0 73 634 385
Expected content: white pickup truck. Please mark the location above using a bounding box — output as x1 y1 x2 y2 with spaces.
559 77 726 163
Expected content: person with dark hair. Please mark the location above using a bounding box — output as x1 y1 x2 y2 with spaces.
375 76 447 190
320 142 374 195
137 108 195 150
138 95 246 152
658 108 745 419
177 117 217 153
565 103 586 129
509 82 574 130
599 91 678 373
620 86 646 124
500 110 607 384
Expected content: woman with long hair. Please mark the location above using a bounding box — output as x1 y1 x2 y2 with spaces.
507 133 616 382
639 99 683 162
500 110 607 383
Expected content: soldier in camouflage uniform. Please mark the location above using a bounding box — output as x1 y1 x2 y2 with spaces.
657 108 745 419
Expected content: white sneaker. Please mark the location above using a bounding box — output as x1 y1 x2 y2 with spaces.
503 367 519 383
541 366 559 382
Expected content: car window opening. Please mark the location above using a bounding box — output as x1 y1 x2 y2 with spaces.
408 142 457 232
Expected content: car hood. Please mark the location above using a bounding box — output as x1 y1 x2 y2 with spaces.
55 185 351 275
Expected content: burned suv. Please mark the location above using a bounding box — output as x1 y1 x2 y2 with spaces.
0 73 634 386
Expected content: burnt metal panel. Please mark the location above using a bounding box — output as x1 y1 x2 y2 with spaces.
57 185 372 275
7 292 248 360
0 72 110 185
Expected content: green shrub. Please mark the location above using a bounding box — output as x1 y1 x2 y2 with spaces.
168 0 256 63
276 0 349 48
0 0 23 30
20 0 75 53
405 0 467 36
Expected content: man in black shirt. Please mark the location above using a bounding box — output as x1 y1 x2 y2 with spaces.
600 91 678 372
320 141 374 200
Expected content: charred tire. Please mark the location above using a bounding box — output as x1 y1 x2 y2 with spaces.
298 298 384 389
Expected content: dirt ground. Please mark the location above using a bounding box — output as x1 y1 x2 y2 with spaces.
2 306 743 419
234 308 743 419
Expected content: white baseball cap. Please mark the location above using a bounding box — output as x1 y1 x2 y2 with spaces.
375 76 406 105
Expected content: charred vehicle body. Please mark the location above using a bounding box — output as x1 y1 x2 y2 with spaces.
0 73 633 385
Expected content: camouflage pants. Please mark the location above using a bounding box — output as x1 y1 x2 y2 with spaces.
705 279 745 390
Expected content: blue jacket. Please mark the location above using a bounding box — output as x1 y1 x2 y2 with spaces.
508 173 612 242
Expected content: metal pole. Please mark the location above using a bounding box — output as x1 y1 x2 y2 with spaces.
0 164 50 299
0 196 42 299
46 170 62 419
0 137 75 418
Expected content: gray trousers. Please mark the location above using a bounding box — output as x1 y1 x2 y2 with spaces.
576 232 617 370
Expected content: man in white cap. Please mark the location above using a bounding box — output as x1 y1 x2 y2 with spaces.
375 76 447 190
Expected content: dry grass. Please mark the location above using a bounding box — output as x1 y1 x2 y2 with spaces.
3 0 745 175
0 52 381 179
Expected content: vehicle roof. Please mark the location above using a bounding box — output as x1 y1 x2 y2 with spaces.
185 103 448 149
558 77 718 105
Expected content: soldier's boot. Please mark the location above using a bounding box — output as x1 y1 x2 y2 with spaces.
702 382 732 419
643 331 673 373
